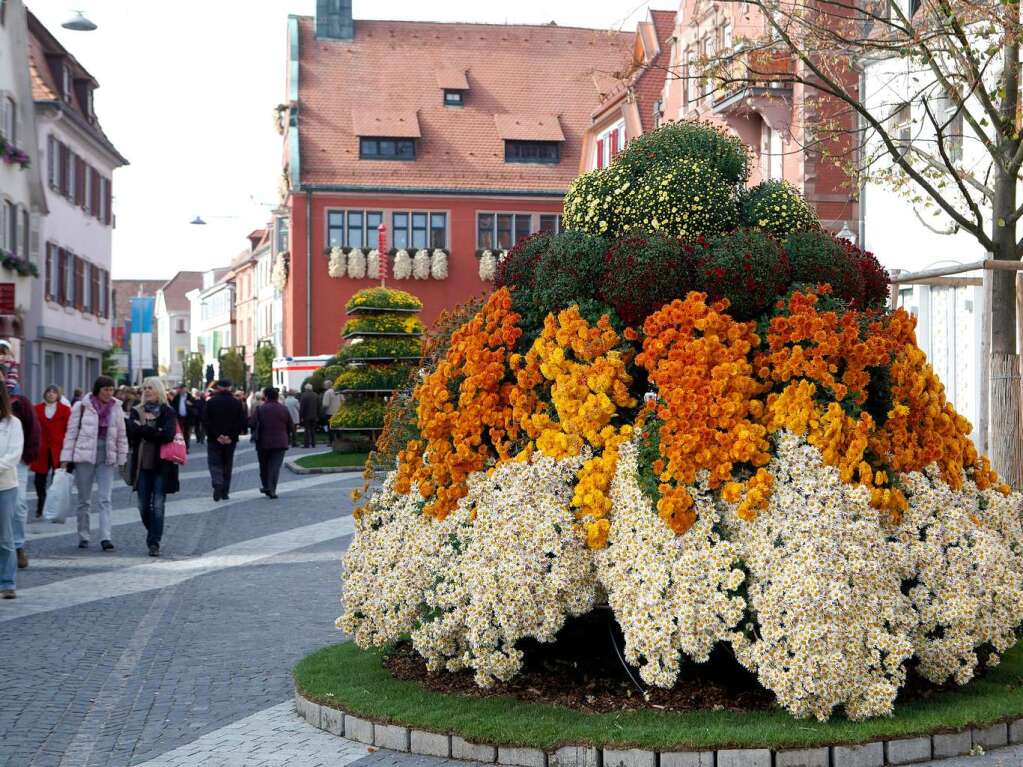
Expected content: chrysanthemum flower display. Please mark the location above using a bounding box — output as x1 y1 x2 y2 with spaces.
338 119 1023 722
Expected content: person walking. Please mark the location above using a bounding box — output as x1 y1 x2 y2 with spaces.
192 389 207 445
30 385 70 519
202 379 246 502
284 390 300 448
234 390 249 436
299 383 320 448
61 376 129 551
322 384 341 435
8 374 39 571
170 384 196 452
252 387 292 499
127 378 179 557
0 385 27 598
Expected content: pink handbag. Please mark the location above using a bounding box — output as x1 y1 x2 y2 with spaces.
160 422 188 465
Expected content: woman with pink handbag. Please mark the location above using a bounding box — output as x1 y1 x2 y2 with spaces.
126 377 182 557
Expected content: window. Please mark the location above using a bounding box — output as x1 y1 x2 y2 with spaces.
595 123 624 169
477 212 550 250
359 137 415 160
686 51 699 106
82 262 92 313
19 207 27 259
722 22 733 50
58 249 71 305
83 165 92 212
84 87 94 120
3 200 14 252
62 65 73 103
101 269 109 318
274 216 289 254
392 210 447 250
90 263 100 315
48 136 57 189
504 140 560 164
74 256 85 310
937 89 963 164
45 243 55 299
0 0 6 26
326 209 383 250
908 0 921 15
443 90 464 107
893 103 913 158
67 151 76 202
0 96 14 143
763 126 783 181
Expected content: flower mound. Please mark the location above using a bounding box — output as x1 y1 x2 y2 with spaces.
338 119 1022 723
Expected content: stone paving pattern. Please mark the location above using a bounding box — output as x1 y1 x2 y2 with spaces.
3 442 1023 766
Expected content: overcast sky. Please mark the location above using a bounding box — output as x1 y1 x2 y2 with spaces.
27 0 675 280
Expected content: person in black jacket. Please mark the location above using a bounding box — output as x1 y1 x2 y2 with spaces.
127 378 179 557
202 379 247 501
170 384 196 452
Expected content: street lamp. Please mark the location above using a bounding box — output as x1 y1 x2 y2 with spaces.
189 215 239 225
62 10 98 31
836 221 857 246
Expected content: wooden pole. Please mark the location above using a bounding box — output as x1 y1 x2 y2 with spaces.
980 266 992 457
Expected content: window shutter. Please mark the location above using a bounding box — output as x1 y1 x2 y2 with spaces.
59 143 70 197
90 263 100 314
609 129 618 158
45 244 53 300
75 156 85 205
74 256 84 310
47 136 55 188
90 170 100 217
596 138 604 169
104 177 112 225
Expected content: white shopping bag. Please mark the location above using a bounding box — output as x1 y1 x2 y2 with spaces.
42 469 75 522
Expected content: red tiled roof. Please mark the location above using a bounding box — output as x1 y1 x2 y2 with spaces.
158 271 204 314
352 109 422 138
296 17 633 193
493 113 565 142
634 10 675 133
435 67 469 90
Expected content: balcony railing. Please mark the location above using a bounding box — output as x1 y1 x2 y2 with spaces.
711 47 795 105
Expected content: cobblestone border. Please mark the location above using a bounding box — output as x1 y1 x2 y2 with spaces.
295 688 1023 767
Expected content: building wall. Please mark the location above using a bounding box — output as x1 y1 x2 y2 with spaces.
234 259 257 374
284 191 564 356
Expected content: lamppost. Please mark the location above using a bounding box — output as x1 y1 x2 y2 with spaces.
61 10 97 31
836 221 857 246
377 223 388 286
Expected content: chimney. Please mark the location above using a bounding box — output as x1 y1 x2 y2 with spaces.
316 0 353 40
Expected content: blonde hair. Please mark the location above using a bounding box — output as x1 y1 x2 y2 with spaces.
141 377 168 405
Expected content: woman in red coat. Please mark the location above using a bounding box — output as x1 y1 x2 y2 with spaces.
30 385 70 518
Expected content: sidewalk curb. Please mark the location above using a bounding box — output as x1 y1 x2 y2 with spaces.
285 454 389 475
293 687 1023 767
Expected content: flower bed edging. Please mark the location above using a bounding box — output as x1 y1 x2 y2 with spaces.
293 687 1023 767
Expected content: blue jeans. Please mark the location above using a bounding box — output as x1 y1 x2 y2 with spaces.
0 486 20 590
12 463 26 549
136 468 166 548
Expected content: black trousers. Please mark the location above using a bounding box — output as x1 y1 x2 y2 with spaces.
207 441 237 496
302 420 318 448
257 447 286 494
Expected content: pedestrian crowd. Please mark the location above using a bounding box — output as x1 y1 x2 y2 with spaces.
0 371 336 599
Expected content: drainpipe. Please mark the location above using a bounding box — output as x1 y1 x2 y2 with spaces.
305 189 313 355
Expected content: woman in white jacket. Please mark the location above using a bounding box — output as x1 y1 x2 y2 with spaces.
60 376 128 551
0 385 27 598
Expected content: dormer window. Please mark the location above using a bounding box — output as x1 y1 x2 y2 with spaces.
443 90 464 107
436 68 469 107
505 141 560 164
85 87 94 120
359 137 416 160
494 113 564 165
62 65 73 103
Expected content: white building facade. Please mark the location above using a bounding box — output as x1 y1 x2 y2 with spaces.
0 0 48 375
154 271 202 385
190 268 235 379
23 11 126 399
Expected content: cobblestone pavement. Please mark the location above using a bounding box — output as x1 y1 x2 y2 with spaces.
5 442 1023 766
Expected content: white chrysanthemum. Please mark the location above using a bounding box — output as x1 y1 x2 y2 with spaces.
413 249 431 279
478 251 496 281
597 443 746 688
895 469 1023 686
393 250 412 280
271 254 288 289
337 474 454 647
347 248 367 279
498 249 509 263
328 247 347 278
366 250 380 279
725 432 916 721
410 453 599 687
431 249 448 279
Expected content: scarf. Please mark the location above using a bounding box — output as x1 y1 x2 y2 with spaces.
91 395 117 440
142 401 162 414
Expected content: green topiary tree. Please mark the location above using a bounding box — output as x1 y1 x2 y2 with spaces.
739 180 821 238
183 353 204 391
254 344 275 390
218 349 246 389
694 228 791 320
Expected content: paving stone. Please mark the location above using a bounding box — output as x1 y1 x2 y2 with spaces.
717 749 770 767
550 745 601 767
932 730 972 758
320 705 344 736
295 695 321 728
831 742 883 767
884 736 930 764
973 723 1009 750
452 736 497 763
499 745 548 767
601 748 654 767
374 723 410 752
344 714 374 745
775 747 829 767
410 730 450 758
1010 718 1023 744
660 752 715 767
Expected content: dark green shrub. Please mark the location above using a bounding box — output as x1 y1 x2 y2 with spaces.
613 119 752 185
782 230 864 307
599 232 696 326
695 229 791 320
739 180 820 238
